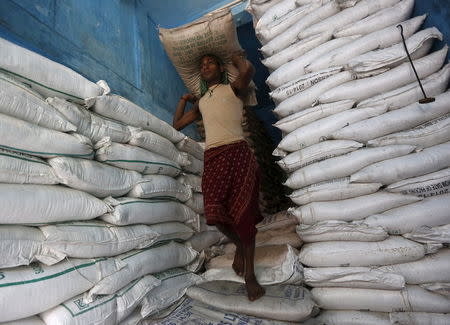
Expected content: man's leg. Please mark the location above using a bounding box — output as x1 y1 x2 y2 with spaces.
242 237 265 301
215 223 244 276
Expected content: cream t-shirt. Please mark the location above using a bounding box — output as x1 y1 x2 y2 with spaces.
199 84 245 149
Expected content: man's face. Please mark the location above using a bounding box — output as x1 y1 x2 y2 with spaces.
200 56 223 83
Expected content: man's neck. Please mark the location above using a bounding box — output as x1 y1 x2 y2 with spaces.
207 79 221 88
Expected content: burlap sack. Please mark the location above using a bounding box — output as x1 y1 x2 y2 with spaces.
159 9 257 106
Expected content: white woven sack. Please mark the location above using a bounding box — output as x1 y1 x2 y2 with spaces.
284 145 415 189
158 9 256 106
305 15 425 73
403 224 450 244
0 148 58 185
204 245 303 286
270 67 343 104
297 220 388 242
261 1 341 57
289 177 381 205
290 192 421 224
182 153 203 175
140 269 203 318
142 297 295 325
89 241 198 297
95 138 181 177
266 36 358 88
390 312 450 325
184 193 204 214
274 99 354 134
255 0 299 30
347 27 443 75
47 97 133 143
49 157 142 198
357 62 450 110
420 283 450 297
379 249 450 284
278 106 386 154
101 196 199 227
351 142 450 184
304 266 404 289
256 2 322 44
91 95 184 143
274 71 355 117
362 193 450 234
220 226 301 255
0 75 75 132
319 46 448 103
187 282 316 322
299 0 399 39
278 140 362 173
255 227 302 248
297 0 351 6
368 113 450 149
127 175 192 202
0 257 121 322
186 231 224 252
176 173 202 192
207 244 295 270
319 45 447 104
0 37 107 106
40 221 194 259
246 0 284 22
334 0 414 38
40 275 160 325
129 129 189 166
300 236 425 267
0 225 64 268
0 113 93 159
263 32 332 71
256 210 298 231
332 91 450 143
312 285 450 312
0 184 108 225
0 316 46 325
176 136 204 161
302 310 391 325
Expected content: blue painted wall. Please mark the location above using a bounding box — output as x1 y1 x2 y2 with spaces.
413 0 450 60
0 0 449 144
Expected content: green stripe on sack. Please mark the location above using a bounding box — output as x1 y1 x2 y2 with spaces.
0 68 83 100
0 144 94 158
104 159 182 171
121 240 185 261
0 258 107 288
61 278 141 317
153 268 190 281
0 152 50 166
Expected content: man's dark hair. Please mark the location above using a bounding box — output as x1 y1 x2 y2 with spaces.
199 53 223 68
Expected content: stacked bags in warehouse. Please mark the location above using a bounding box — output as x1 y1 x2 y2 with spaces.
158 7 320 324
0 37 209 324
247 0 450 323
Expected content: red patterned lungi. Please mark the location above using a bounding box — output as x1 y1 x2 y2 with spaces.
202 140 263 244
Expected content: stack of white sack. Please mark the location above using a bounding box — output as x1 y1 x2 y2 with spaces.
172 210 309 324
245 0 450 322
0 37 209 324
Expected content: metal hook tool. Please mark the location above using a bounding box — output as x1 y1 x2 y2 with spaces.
397 24 435 104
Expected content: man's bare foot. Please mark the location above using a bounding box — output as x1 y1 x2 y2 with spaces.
245 275 265 301
232 246 244 276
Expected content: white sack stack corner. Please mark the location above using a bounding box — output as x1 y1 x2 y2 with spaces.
246 0 450 323
0 36 210 324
